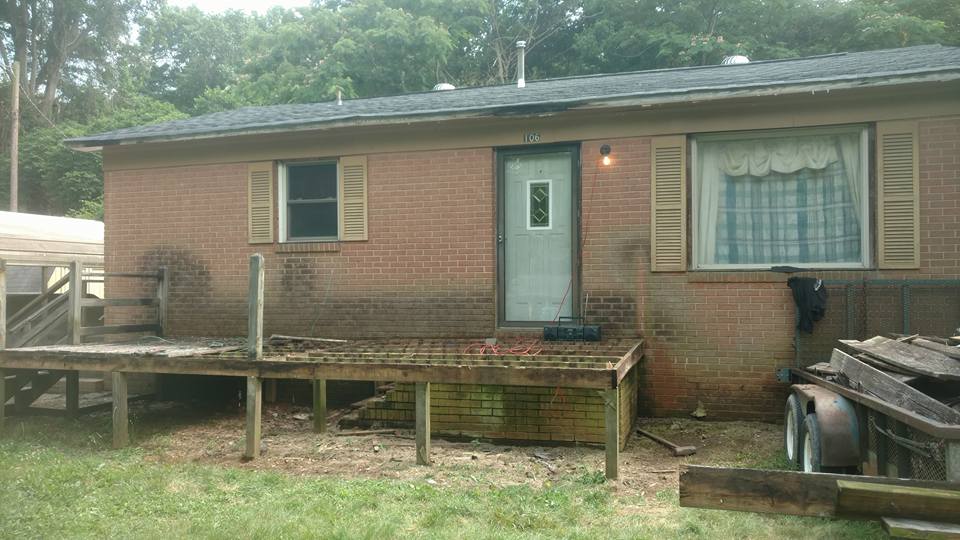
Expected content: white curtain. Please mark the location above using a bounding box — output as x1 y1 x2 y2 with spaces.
697 132 862 266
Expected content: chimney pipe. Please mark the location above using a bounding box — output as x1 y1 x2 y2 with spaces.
516 41 526 88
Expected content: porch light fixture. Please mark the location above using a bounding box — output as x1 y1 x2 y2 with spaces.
600 144 612 166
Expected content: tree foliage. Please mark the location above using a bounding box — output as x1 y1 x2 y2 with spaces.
0 0 955 217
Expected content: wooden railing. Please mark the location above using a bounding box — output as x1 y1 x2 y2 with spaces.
70 263 167 343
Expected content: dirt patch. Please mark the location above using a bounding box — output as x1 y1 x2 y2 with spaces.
125 400 782 498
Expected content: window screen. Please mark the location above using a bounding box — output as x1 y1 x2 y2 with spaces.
286 162 338 240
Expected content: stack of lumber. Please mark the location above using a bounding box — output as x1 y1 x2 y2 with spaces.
680 466 960 538
805 335 960 424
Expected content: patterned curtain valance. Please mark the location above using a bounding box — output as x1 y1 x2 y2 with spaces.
718 136 840 177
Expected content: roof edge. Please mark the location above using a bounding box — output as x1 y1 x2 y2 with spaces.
67 68 960 150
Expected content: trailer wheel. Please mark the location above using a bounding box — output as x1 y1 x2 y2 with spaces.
784 394 804 467
802 413 823 473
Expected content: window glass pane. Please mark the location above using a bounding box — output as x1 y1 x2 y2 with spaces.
529 181 550 228
289 201 337 239
288 163 337 200
696 131 863 266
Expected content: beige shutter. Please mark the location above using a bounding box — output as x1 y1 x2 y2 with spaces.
247 161 274 244
650 135 687 272
877 121 920 269
339 155 368 241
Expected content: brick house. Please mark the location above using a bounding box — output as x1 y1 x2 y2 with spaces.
67 45 960 435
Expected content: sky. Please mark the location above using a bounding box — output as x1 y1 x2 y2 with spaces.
167 0 312 13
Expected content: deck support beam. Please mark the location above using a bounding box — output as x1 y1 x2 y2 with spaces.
111 372 128 448
313 379 327 433
415 381 431 465
0 368 5 432
65 371 79 418
247 254 264 360
604 388 619 480
244 376 262 460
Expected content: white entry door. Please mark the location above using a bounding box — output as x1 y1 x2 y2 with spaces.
500 148 577 323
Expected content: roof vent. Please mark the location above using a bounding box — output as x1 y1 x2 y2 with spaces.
516 41 526 88
432 83 456 91
721 55 750 65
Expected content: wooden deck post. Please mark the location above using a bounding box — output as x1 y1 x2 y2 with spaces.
0 259 6 350
65 371 79 418
244 376 262 459
313 379 327 433
156 266 168 337
604 388 619 480
67 260 83 345
415 382 431 465
247 254 264 360
112 372 129 448
0 367 5 432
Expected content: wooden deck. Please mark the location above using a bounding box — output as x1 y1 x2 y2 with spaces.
0 255 642 480
0 336 643 479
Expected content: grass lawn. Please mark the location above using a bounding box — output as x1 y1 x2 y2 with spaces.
0 411 884 539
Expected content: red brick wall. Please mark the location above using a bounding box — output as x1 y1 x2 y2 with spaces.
104 116 960 421
105 149 495 337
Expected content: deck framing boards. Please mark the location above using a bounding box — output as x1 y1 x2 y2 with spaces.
0 339 643 390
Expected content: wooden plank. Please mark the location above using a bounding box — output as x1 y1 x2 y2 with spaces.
948 441 960 483
79 298 158 308
836 480 960 523
841 337 960 381
65 371 79 418
913 339 960 361
604 387 619 480
247 254 264 360
791 368 960 439
8 273 69 327
68 261 82 345
85 271 160 279
0 368 5 432
8 295 68 347
679 466 960 518
0 260 6 350
79 324 160 337
313 379 326 433
112 372 129 448
244 376 262 459
882 518 960 540
415 381 430 465
615 340 644 385
830 349 960 425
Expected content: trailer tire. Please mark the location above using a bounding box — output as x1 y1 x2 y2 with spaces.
784 394 804 467
802 413 823 473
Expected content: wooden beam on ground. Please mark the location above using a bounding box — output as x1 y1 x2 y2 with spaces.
679 466 960 518
415 381 430 465
244 376 262 460
67 261 82 345
247 254 264 360
111 372 129 449
313 379 326 433
836 480 960 523
882 518 960 540
65 371 79 418
604 388 619 480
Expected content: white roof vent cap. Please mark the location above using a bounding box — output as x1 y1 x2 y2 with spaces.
721 55 750 65
432 82 456 91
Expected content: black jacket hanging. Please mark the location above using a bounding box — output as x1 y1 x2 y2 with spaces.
787 277 828 334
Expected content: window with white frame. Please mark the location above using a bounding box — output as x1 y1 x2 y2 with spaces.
281 161 338 241
692 126 870 269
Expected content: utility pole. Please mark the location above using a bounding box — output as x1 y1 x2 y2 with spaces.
9 60 19 212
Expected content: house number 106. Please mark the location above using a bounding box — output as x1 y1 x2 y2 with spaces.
523 132 541 143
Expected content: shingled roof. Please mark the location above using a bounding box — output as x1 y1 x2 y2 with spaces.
68 44 960 149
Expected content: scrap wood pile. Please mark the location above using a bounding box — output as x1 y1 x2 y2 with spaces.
806 334 960 425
